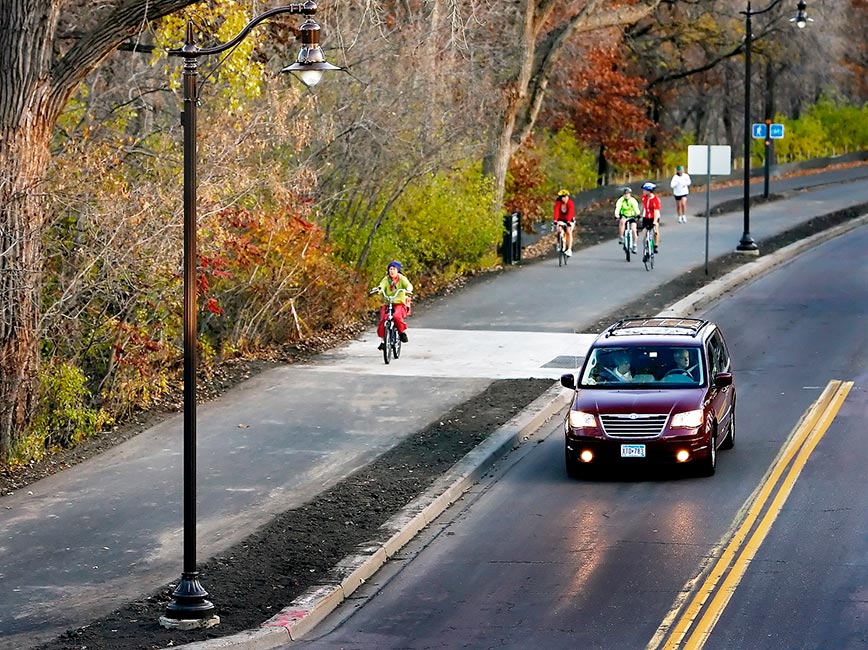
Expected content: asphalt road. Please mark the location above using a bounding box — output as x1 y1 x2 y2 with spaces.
2 163 868 649
289 217 868 649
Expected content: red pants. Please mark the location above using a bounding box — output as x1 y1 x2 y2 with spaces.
378 304 408 337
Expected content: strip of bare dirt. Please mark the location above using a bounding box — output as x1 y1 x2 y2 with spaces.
35 379 554 650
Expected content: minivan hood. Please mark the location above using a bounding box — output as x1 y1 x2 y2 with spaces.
573 388 703 414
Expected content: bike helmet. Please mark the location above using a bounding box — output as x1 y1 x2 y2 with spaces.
622 187 632 194
642 182 657 191
387 260 402 273
557 189 570 197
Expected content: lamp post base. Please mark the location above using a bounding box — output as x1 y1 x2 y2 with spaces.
736 233 759 255
160 572 219 629
159 614 221 630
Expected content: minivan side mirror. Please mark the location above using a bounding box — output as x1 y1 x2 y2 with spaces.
714 372 733 388
560 373 577 390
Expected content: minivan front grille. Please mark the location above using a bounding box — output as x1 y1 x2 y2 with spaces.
599 414 668 439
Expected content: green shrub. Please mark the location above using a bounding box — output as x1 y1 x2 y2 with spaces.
771 112 828 162
328 164 501 290
11 362 112 465
535 126 598 194
391 166 500 279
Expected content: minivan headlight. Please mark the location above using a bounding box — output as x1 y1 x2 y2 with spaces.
569 410 597 428
671 409 704 428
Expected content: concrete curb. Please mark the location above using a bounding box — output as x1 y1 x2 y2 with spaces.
657 213 868 318
178 383 572 649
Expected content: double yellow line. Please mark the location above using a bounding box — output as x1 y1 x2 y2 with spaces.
649 379 853 650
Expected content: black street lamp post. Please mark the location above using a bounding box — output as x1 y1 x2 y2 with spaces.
737 0 811 255
159 2 338 629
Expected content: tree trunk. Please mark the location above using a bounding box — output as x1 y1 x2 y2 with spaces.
0 4 60 455
0 0 202 456
482 0 661 211
647 94 663 171
596 143 609 186
0 127 51 455
764 60 778 166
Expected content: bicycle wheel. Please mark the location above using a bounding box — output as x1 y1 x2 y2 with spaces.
648 233 656 270
383 325 392 364
392 327 402 359
557 230 564 267
643 235 652 271
624 234 631 262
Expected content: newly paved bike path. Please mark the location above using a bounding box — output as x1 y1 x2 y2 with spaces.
2 165 868 649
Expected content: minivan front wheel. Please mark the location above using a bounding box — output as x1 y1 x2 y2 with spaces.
698 431 717 477
721 407 736 450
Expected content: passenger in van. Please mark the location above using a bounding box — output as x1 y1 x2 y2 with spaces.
602 352 633 383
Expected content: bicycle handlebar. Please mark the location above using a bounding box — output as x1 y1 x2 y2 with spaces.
369 286 413 302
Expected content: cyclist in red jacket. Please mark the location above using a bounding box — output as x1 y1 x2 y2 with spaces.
553 189 575 256
641 182 662 253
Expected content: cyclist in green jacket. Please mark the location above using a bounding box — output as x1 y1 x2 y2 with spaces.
372 261 413 347
614 187 640 253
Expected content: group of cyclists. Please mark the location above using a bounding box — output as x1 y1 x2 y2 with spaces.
373 168 690 352
554 165 691 261
614 183 661 255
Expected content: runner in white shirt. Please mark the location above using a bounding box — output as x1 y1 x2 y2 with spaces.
670 165 691 223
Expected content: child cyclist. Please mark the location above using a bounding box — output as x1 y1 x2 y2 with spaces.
371 261 413 349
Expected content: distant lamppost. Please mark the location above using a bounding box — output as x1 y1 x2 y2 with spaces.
737 0 811 254
159 3 338 629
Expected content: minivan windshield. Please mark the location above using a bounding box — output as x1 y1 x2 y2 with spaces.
580 346 704 387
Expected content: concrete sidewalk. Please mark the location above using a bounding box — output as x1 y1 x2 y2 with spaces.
3 166 868 650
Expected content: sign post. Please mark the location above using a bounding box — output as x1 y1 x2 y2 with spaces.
687 145 732 275
755 122 785 198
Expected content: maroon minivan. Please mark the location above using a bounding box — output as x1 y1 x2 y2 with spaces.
560 318 736 477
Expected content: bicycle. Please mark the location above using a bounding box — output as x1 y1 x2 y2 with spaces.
642 224 655 271
622 218 637 262
555 221 571 267
370 287 412 364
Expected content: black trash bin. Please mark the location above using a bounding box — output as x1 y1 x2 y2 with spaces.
502 211 522 264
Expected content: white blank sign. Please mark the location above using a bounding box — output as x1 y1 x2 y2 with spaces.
687 145 732 175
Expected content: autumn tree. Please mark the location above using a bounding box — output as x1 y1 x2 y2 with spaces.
476 0 662 207
0 0 272 456
542 42 653 183
841 0 868 100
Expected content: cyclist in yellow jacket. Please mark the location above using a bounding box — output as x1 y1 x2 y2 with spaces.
614 187 640 253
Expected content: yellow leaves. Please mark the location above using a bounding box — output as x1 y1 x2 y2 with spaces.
152 0 269 106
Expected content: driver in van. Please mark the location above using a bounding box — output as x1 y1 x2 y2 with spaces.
669 348 698 379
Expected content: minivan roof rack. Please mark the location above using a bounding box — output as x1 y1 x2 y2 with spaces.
604 317 709 338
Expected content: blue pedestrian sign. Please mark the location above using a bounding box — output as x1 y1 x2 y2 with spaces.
752 123 767 139
770 123 785 139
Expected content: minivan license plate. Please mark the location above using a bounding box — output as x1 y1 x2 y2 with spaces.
621 444 646 458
